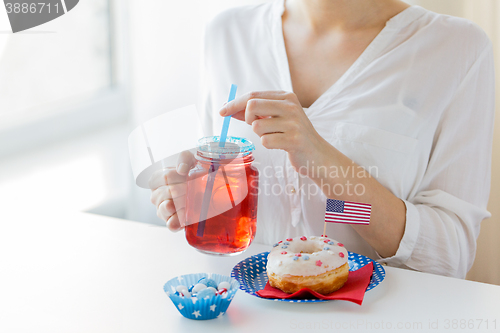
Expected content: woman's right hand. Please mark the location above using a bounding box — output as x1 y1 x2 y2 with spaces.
149 151 196 232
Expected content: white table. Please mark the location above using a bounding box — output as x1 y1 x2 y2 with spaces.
1 210 499 332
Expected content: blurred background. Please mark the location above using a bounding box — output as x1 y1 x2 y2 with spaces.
0 0 498 284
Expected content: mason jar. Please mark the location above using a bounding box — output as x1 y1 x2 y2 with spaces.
184 136 259 256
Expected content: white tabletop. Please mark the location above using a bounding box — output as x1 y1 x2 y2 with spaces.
1 210 499 333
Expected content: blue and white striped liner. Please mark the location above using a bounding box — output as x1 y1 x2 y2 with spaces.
164 273 239 320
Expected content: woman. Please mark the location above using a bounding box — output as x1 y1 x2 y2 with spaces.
150 0 494 278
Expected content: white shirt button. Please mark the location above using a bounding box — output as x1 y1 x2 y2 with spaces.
290 186 296 194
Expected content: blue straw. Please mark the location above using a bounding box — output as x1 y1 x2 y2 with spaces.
219 84 237 147
197 84 238 238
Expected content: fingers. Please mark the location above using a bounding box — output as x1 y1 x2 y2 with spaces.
157 196 186 222
244 99 292 124
165 209 185 232
152 184 187 232
176 150 197 176
260 132 292 150
252 117 288 137
149 150 195 232
148 167 186 191
148 151 195 190
150 184 187 208
219 90 292 118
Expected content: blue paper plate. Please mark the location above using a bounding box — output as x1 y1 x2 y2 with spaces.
231 251 385 303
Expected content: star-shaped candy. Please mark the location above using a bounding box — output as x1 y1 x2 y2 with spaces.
315 260 322 267
192 310 201 318
210 304 217 312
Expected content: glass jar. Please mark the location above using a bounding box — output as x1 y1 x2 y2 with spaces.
184 136 259 256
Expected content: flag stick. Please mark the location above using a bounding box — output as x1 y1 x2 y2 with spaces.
323 221 327 237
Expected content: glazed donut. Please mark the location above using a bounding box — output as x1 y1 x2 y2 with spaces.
266 236 349 294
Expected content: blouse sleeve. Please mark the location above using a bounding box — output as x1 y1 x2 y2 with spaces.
378 42 495 278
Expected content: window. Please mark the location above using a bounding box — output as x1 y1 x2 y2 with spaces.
0 0 130 156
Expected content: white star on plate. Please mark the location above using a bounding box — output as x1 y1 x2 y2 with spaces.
217 312 225 318
210 304 217 311
191 297 198 304
177 276 183 282
228 295 234 301
165 291 171 296
192 310 201 318
177 303 184 310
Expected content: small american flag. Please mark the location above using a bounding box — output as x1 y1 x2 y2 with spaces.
325 199 371 225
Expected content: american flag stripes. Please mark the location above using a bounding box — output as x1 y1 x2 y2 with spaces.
325 199 371 225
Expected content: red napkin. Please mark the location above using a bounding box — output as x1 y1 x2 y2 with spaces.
256 262 373 305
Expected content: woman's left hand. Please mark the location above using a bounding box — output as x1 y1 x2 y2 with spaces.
219 90 329 178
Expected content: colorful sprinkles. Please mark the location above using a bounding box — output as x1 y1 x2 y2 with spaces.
273 236 348 265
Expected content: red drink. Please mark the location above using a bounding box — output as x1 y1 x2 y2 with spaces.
184 137 259 256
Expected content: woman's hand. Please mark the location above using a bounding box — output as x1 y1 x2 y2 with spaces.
219 90 406 258
149 151 196 232
219 91 330 179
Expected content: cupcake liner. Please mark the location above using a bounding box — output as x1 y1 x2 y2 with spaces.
163 273 239 320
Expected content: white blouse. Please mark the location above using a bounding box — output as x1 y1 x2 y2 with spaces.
198 1 495 278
